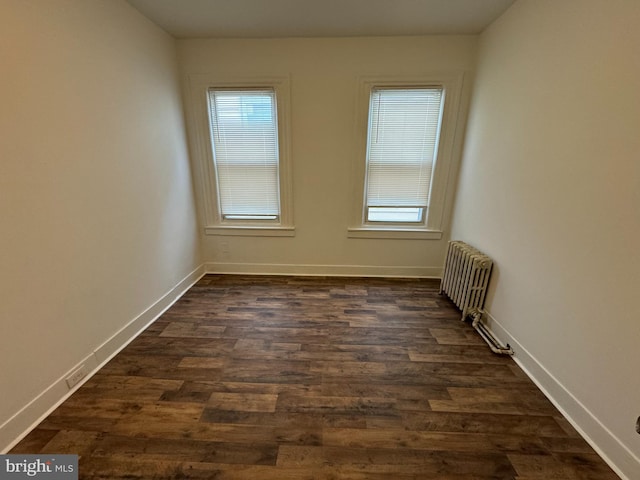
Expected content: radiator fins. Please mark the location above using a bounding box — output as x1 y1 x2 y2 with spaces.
439 240 493 320
440 240 513 355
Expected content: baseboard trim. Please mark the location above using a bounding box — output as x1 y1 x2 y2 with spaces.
205 262 442 278
484 312 638 480
0 264 206 453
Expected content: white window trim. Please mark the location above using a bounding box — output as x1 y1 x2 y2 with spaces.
187 74 294 237
348 73 465 240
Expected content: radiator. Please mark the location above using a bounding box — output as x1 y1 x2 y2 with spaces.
439 240 512 355
439 240 493 320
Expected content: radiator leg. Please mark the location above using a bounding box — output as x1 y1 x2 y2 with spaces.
468 309 514 355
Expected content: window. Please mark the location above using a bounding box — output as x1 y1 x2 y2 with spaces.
188 75 293 236
365 87 443 224
208 89 280 221
349 75 465 239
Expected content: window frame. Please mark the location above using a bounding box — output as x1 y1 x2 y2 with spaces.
188 75 294 237
349 74 465 240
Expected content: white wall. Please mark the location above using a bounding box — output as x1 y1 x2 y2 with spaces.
179 36 476 277
0 0 201 450
452 0 640 477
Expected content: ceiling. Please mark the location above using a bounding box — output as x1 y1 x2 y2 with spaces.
127 0 516 39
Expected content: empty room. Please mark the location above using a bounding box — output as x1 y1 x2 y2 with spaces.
1 0 638 478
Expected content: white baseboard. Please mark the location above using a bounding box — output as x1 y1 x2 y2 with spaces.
484 312 639 480
205 262 442 278
0 264 206 453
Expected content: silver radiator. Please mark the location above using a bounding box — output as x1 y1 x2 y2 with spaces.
439 241 512 355
439 240 493 320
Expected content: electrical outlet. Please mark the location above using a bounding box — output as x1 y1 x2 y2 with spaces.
65 364 88 389
220 240 230 260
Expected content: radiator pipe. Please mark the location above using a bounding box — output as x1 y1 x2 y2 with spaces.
468 309 514 356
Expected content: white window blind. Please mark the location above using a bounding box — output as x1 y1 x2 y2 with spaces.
207 88 280 220
365 87 444 223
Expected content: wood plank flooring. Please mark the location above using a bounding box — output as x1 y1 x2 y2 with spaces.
12 275 620 479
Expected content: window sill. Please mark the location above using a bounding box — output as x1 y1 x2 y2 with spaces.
205 226 295 237
347 227 443 240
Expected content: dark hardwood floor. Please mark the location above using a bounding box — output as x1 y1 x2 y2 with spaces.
12 275 619 479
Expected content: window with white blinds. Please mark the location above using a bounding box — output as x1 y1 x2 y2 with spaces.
207 88 280 221
364 87 444 224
